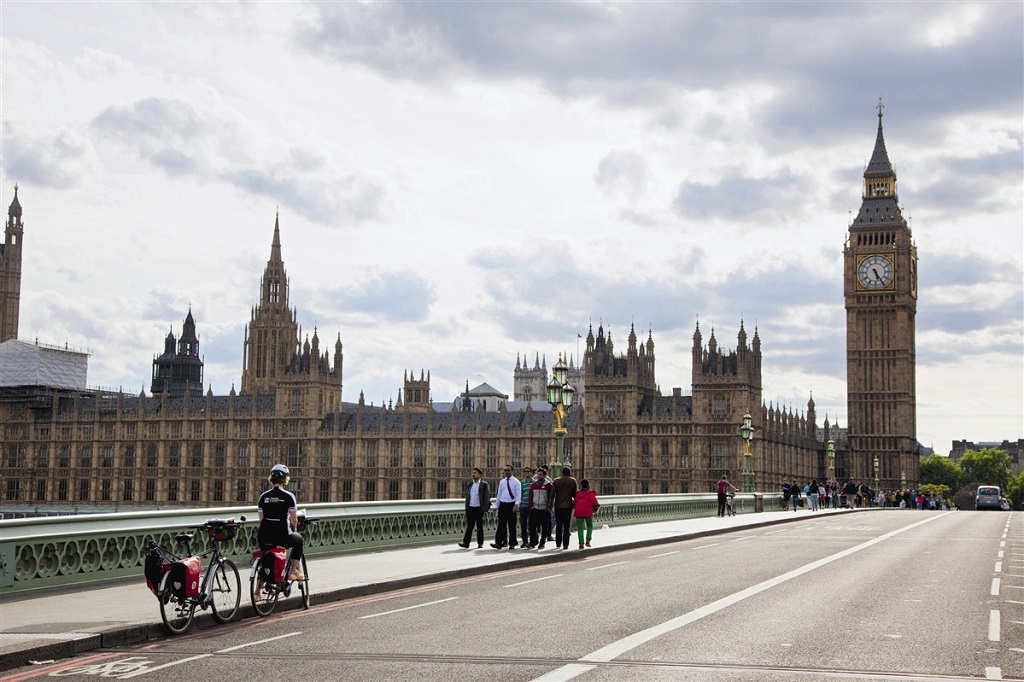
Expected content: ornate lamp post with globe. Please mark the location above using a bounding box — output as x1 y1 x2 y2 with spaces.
873 455 880 504
546 355 576 475
740 413 755 493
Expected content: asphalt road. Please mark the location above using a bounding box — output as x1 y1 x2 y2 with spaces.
6 510 1021 682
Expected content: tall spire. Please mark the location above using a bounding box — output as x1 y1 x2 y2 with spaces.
270 210 283 265
866 97 893 177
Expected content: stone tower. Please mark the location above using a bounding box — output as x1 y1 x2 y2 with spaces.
240 213 343 416
0 185 24 343
690 321 764 481
241 213 300 395
583 323 657 422
844 102 919 488
151 308 204 397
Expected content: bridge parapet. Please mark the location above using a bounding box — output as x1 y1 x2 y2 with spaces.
0 493 757 593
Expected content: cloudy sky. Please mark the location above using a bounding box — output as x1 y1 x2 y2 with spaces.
2 2 1021 455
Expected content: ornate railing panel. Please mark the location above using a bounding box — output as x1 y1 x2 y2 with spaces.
0 493 755 593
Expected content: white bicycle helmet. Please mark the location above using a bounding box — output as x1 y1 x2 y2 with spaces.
270 463 290 476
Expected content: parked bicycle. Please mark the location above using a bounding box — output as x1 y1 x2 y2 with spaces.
250 511 318 616
145 517 245 634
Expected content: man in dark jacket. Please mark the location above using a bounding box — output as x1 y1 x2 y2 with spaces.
459 468 491 548
552 467 578 549
843 478 858 509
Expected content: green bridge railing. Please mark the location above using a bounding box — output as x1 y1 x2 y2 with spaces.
0 493 766 594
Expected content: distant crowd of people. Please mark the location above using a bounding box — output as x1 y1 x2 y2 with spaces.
778 478 949 511
459 465 600 551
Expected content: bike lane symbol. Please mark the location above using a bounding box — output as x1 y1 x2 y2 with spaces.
48 656 156 677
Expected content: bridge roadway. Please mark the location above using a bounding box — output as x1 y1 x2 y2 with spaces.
1 506 840 668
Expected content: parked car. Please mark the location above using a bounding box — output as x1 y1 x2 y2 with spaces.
976 485 1003 510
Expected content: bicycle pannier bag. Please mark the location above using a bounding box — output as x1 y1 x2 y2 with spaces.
169 555 202 598
144 552 169 596
261 547 288 583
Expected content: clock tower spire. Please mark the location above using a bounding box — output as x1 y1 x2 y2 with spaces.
844 102 919 489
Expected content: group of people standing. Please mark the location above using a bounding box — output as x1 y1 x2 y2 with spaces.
459 465 600 551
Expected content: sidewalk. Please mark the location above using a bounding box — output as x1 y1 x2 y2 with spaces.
0 506 856 670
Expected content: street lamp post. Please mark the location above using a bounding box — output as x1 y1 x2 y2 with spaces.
873 455 880 507
827 439 836 483
740 413 755 493
546 355 576 475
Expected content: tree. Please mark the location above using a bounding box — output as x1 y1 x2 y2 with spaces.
919 483 950 500
957 448 1012 490
920 454 961 491
1006 472 1024 511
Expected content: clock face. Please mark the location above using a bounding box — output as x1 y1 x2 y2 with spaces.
857 254 894 290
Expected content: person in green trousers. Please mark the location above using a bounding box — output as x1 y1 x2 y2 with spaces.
574 479 600 549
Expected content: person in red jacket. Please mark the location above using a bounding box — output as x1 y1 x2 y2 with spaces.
574 479 600 549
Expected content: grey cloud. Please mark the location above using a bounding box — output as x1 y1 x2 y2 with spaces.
595 151 646 199
307 270 438 324
1 123 95 190
222 169 383 225
672 170 807 221
91 97 206 175
295 3 1022 167
910 146 1023 214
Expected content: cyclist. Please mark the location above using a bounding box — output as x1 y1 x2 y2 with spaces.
257 464 304 581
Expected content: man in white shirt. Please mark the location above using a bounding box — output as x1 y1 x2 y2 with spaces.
459 468 491 549
490 464 521 549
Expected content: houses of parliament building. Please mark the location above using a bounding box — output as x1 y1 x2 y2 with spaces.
0 110 920 511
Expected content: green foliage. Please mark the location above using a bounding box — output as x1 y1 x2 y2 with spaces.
958 448 1012 490
920 454 961 491
919 483 950 499
1006 472 1024 511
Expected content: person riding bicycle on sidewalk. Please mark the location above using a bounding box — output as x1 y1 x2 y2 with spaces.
257 464 305 581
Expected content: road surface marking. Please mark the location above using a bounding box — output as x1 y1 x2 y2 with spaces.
648 551 680 558
117 632 303 678
359 597 457 619
586 561 629 571
989 610 1000 641
998 550 1004 559
692 543 719 550
764 529 789 535
1004 584 1024 590
995 561 1002 573
531 513 949 682
991 578 1000 596
729 536 754 543
985 666 1001 679
505 574 562 588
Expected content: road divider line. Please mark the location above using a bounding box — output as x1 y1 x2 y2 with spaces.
359 597 458 619
995 561 1002 573
729 536 754 543
989 610 1000 641
505 574 563 588
217 632 302 652
531 512 949 682
648 551 680 558
586 561 630 571
119 654 212 678
692 543 719 550
985 666 1001 679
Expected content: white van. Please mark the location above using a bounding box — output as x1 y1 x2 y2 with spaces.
976 485 1002 510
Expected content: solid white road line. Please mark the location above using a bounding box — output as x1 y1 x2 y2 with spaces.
505 574 563 588
119 632 302 678
989 610 1000 642
531 513 949 682
359 597 458 619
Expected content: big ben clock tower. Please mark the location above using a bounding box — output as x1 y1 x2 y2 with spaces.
845 101 919 488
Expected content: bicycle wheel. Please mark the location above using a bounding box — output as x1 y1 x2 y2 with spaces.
209 558 241 623
298 555 310 609
159 583 196 635
250 562 278 617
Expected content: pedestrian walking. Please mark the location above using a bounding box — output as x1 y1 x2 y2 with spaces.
781 480 791 511
717 475 737 516
791 481 801 511
527 470 553 549
842 477 857 509
552 467 578 549
519 466 535 545
458 468 491 549
807 479 819 511
490 464 521 549
574 480 600 549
